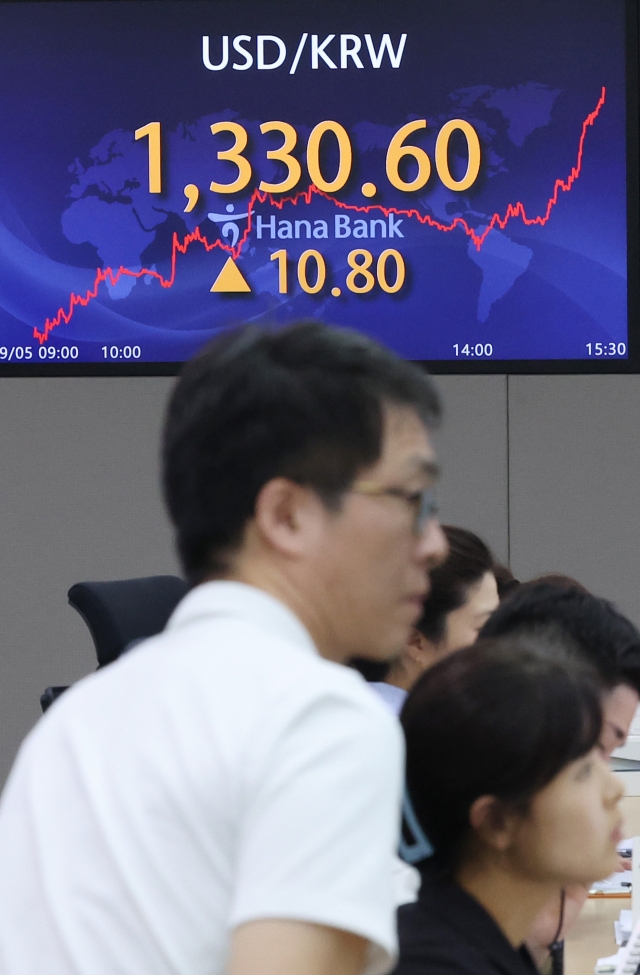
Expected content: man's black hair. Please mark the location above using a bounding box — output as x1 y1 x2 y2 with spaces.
416 525 494 643
163 321 441 584
492 562 520 600
402 638 602 874
480 582 640 695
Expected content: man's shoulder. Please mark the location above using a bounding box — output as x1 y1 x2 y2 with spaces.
155 583 396 719
31 594 397 757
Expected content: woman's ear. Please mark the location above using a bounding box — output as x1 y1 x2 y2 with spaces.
468 795 518 853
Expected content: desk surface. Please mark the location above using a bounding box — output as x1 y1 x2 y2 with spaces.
565 897 626 975
564 796 640 975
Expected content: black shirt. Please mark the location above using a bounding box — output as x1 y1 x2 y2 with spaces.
391 865 540 975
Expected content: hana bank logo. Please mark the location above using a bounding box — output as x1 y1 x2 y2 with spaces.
207 204 250 248
202 33 407 74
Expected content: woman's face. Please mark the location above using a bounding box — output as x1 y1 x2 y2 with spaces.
443 571 499 653
509 748 623 886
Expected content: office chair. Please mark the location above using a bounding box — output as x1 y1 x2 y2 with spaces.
40 574 189 712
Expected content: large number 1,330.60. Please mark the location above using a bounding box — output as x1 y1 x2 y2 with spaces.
134 118 481 197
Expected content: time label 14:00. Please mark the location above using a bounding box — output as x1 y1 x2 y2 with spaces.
454 343 493 357
134 117 481 208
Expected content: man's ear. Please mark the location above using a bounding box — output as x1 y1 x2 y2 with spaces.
468 795 518 853
252 477 323 557
404 629 439 668
406 629 425 653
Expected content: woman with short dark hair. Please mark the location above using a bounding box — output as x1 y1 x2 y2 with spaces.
416 527 498 646
392 639 623 975
370 526 499 713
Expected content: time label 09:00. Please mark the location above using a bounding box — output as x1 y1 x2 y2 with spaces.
0 346 80 360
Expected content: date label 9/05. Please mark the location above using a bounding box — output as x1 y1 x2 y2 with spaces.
0 346 80 361
454 343 493 357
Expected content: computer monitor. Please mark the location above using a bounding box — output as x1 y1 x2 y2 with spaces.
0 0 636 374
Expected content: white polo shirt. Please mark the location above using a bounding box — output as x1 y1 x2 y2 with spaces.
0 582 404 975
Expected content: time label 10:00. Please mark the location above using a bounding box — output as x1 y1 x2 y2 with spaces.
134 116 481 202
102 345 142 359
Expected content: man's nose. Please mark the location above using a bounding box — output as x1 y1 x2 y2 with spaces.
417 519 448 566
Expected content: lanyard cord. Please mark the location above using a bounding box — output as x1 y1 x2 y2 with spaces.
548 888 566 975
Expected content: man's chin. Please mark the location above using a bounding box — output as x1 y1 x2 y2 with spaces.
354 632 410 664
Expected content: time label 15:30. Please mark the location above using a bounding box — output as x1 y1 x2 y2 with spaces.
586 342 627 356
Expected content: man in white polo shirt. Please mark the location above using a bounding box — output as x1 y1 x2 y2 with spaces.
0 322 447 975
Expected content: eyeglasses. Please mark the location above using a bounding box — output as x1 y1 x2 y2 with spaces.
352 481 439 534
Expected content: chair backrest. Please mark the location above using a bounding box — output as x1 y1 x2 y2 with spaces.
68 575 189 668
40 686 69 713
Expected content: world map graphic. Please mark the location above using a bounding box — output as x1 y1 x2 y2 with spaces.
61 82 562 325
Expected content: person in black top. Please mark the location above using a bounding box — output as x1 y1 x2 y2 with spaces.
479 582 640 967
392 639 623 975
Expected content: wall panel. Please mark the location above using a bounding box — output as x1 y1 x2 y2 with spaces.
0 377 177 782
508 375 640 625
7 371 638 784
433 375 509 564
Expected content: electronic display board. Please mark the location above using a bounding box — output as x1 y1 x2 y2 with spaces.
0 0 636 374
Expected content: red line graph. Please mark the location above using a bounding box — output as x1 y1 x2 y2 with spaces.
34 87 606 344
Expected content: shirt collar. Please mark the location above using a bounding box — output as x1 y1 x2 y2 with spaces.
416 865 538 975
166 580 318 656
370 682 408 716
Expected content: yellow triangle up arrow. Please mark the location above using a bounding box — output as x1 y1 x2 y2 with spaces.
211 257 251 293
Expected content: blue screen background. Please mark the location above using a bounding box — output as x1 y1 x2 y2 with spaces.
0 0 629 364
